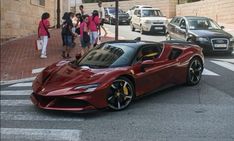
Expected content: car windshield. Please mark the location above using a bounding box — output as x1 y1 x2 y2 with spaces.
188 19 221 30
142 10 163 17
76 43 135 68
109 9 124 14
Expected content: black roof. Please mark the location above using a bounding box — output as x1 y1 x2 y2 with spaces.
103 40 162 50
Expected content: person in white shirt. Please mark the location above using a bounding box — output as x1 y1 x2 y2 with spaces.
98 1 107 37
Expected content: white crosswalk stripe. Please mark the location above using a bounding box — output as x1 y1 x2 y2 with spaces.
9 82 32 87
1 128 81 141
0 90 32 95
211 60 234 72
1 100 32 106
202 68 220 76
1 111 84 121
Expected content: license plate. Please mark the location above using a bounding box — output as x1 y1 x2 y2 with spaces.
154 27 163 30
214 44 227 47
122 20 126 22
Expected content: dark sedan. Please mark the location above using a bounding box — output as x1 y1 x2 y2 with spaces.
166 16 234 55
104 7 130 25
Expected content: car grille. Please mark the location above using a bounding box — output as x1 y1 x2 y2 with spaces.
211 38 229 50
153 22 164 24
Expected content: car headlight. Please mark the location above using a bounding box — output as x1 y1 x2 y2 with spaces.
144 20 151 24
74 84 100 93
196 37 209 42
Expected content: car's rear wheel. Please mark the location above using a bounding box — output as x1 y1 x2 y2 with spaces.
186 58 203 86
107 77 134 111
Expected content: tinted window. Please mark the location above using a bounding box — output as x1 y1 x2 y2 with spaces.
78 43 136 68
188 18 221 30
108 8 124 14
171 17 182 26
142 9 163 17
179 19 186 28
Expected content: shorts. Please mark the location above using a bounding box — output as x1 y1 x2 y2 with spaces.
100 19 105 26
80 36 89 48
63 35 72 47
89 31 99 45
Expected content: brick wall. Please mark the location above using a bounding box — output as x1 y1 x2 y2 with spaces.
176 0 234 24
0 0 70 40
80 0 177 18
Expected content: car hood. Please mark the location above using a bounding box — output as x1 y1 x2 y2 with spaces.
190 29 232 38
37 63 113 94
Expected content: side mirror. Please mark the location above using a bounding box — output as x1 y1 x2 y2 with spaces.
76 53 82 60
141 60 155 72
220 26 224 29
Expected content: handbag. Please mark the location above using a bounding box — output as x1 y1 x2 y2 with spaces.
35 39 43 50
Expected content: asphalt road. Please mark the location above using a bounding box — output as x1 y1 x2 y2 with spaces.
1 24 234 141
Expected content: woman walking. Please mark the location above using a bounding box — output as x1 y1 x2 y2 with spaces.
80 15 90 55
89 10 100 48
38 12 51 59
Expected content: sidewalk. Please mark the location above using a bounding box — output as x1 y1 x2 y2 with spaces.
0 29 114 82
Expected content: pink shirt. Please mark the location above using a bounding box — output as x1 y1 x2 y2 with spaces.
38 19 50 36
88 16 99 32
80 22 87 37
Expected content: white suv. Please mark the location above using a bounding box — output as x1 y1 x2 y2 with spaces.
130 8 167 34
126 5 152 19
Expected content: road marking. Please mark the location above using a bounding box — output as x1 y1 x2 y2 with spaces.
211 60 234 72
202 68 220 76
1 111 84 121
214 59 234 63
1 128 81 141
0 90 32 95
9 82 32 87
32 67 45 74
1 100 32 106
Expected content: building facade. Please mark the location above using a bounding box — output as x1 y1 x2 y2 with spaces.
0 0 70 40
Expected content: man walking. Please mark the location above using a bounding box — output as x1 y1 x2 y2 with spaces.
98 1 107 37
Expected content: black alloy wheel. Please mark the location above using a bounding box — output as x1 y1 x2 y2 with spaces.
186 58 203 86
107 77 134 111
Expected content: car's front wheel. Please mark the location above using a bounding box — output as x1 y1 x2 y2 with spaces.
107 77 134 111
186 58 203 86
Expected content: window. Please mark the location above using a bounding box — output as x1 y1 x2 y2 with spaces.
174 17 182 26
134 10 138 15
179 19 186 28
136 44 162 62
31 0 45 6
168 48 182 60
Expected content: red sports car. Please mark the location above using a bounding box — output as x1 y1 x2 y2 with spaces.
31 40 204 111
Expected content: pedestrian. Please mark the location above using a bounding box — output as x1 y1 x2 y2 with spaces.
80 14 90 55
62 12 76 58
79 5 85 16
38 12 52 59
61 12 69 57
89 10 100 48
98 1 107 37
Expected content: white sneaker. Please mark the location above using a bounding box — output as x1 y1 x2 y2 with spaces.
40 55 47 59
